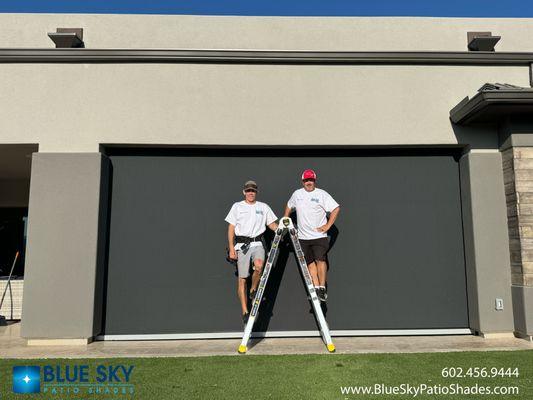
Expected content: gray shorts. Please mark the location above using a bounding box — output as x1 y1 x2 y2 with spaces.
237 246 265 278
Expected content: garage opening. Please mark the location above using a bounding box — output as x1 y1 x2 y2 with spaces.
100 146 469 339
0 144 37 322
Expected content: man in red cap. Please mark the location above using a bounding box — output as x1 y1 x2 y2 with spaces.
284 169 340 302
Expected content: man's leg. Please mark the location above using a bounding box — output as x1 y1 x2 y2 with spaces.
315 238 330 301
307 261 320 287
249 246 265 297
316 260 327 287
236 249 251 316
237 278 248 315
250 259 264 294
314 259 327 302
301 240 320 286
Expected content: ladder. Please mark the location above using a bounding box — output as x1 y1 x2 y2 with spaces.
238 217 335 354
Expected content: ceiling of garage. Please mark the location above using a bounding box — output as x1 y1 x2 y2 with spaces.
0 144 38 180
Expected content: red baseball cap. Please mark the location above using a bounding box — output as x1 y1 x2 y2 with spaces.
301 169 317 180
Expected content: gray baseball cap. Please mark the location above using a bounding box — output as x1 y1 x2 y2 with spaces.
243 180 258 191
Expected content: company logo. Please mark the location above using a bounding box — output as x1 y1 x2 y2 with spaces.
13 366 41 393
255 210 264 215
311 198 320 203
12 364 135 396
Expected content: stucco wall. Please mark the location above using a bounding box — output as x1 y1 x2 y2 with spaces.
1 14 532 151
1 14 533 51
0 63 529 152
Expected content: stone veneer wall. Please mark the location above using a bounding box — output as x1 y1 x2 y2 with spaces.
503 147 533 287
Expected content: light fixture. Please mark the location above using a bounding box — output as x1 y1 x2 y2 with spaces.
48 28 84 48
467 31 500 51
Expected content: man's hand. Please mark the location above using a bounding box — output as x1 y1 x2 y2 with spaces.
268 222 279 232
229 248 237 260
316 224 330 233
316 207 340 233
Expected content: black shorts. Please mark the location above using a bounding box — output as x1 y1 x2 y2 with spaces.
300 237 329 264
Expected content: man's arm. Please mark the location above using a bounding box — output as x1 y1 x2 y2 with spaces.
267 222 279 231
265 205 279 232
284 192 296 218
317 206 340 233
227 224 237 259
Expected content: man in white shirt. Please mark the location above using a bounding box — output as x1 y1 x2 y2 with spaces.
284 169 340 302
225 180 278 325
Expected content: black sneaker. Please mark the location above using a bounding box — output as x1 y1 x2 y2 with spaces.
317 287 328 302
242 312 250 325
249 289 257 300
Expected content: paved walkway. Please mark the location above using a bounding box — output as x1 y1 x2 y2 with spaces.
2 322 532 359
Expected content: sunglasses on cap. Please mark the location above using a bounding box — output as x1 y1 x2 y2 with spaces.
244 188 257 193
303 178 316 183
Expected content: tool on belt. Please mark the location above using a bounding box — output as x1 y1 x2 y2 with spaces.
234 234 265 255
226 234 266 265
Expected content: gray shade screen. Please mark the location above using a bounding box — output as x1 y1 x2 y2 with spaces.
102 148 469 335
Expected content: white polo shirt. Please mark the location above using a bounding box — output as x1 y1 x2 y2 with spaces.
287 188 339 240
225 200 277 250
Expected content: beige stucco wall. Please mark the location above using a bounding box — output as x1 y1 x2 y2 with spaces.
1 14 533 51
0 14 532 152
0 63 529 152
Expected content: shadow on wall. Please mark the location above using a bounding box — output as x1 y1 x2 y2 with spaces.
450 122 500 152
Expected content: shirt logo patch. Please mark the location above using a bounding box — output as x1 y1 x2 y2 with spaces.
311 198 320 203
256 210 264 215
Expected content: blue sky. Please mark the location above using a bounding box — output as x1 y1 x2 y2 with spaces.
0 0 530 17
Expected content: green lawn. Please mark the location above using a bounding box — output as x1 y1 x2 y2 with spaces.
1 350 532 399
